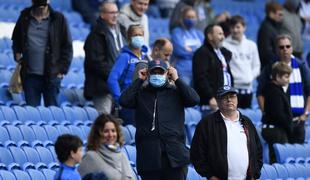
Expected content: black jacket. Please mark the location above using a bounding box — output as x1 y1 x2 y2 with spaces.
12 6 73 79
257 17 283 69
192 41 233 105
120 78 200 173
83 18 125 99
263 82 293 133
190 110 263 180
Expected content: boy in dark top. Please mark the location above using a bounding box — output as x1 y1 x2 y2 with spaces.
262 61 292 163
54 134 83 180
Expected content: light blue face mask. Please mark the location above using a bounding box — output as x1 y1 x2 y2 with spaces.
149 74 167 87
131 36 144 48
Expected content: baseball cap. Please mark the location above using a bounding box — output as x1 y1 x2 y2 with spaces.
32 0 48 7
148 59 168 72
216 86 238 98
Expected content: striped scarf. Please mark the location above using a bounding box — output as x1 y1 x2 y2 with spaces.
289 56 304 116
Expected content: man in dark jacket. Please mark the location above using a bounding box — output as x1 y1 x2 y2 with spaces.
120 59 200 179
83 2 125 114
193 24 233 116
257 2 284 69
190 86 263 180
11 0 73 107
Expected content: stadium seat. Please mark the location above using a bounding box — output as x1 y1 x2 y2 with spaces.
8 146 28 166
121 126 132 145
80 125 90 139
273 143 289 163
1 106 18 121
43 125 59 142
0 170 16 180
0 126 10 142
27 169 46 180
55 125 71 135
283 163 303 179
262 164 278 179
12 169 31 180
83 106 98 122
68 125 86 140
123 145 137 166
24 106 44 125
49 106 71 125
0 147 14 165
186 166 203 180
36 106 55 124
21 146 41 164
272 163 289 179
30 125 49 142
41 168 56 180
126 125 136 145
18 125 36 142
35 146 54 165
5 125 23 142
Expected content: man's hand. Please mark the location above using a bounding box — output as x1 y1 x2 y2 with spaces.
138 68 148 81
209 97 218 110
167 66 178 81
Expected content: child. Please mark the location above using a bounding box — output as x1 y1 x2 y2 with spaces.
54 134 83 180
261 61 293 163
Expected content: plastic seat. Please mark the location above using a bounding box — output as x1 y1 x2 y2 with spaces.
12 169 31 180
121 126 132 145
27 169 46 180
68 125 86 140
5 125 23 142
42 125 59 142
83 106 98 121
49 106 70 125
123 145 136 166
62 106 84 125
22 146 41 164
0 106 18 122
0 126 10 142
41 169 56 180
30 125 49 142
35 146 54 165
18 125 36 142
186 166 203 180
36 106 55 124
0 147 14 165
8 146 28 166
263 164 278 179
24 106 44 125
273 143 288 163
272 163 289 179
0 170 16 180
284 163 302 179
55 125 71 135
80 125 90 139
0 69 12 85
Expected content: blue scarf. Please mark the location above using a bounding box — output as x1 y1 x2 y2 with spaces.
290 56 304 115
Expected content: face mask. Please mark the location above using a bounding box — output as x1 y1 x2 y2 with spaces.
183 18 197 29
149 74 166 87
131 36 144 48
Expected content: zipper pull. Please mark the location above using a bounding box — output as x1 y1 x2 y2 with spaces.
151 98 157 131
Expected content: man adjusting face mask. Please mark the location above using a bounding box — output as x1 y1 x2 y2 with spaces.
148 59 168 88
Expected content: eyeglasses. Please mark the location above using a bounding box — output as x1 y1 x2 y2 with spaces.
278 45 291 50
104 11 119 15
220 94 237 101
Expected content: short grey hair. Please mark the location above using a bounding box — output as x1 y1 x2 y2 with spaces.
275 34 292 46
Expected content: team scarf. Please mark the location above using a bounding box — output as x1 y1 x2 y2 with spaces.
289 56 304 115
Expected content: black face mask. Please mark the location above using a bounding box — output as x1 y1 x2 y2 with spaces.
32 0 48 7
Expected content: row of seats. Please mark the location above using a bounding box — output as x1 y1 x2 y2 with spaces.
0 168 56 180
274 143 310 164
260 163 310 179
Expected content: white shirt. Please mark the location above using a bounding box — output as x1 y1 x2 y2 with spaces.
221 112 249 180
214 48 232 86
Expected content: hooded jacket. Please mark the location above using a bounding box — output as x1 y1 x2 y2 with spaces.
107 45 148 102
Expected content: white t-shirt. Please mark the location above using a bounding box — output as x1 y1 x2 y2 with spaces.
221 112 249 180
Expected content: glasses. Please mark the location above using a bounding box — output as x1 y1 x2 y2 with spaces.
220 94 237 101
278 45 291 50
104 11 119 15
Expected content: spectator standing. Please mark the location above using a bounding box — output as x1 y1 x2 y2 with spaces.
118 0 150 46
257 34 310 144
190 86 263 180
282 0 304 59
54 134 83 180
108 25 148 125
171 6 204 85
78 114 135 179
262 62 293 163
193 24 233 116
223 15 260 108
257 2 284 69
11 0 73 107
299 0 310 41
84 2 125 115
120 60 200 179
156 0 179 18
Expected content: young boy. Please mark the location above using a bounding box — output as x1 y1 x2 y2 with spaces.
261 61 293 163
54 134 83 180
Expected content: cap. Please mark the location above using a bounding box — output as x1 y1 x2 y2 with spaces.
216 86 238 98
148 59 168 72
32 0 48 7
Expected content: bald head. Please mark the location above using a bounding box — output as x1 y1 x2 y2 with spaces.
152 38 173 62
99 2 119 27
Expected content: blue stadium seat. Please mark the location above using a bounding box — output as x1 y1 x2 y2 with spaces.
121 126 132 145
262 164 278 179
24 106 44 125
72 106 89 121
273 143 289 163
35 146 54 165
0 106 18 122
45 144 57 162
68 125 86 140
294 164 308 178
21 146 41 164
5 125 23 142
0 126 10 142
30 125 49 142
12 169 31 180
27 169 46 180
49 106 71 125
184 108 201 143
42 125 59 142
0 170 16 180
62 106 85 125
0 86 14 106
18 125 36 142
0 147 14 165
123 145 136 166
36 106 55 124
272 163 289 179
80 125 90 139
0 69 12 84
8 146 28 166
283 163 302 179
41 169 56 180
0 53 14 70
186 166 203 180
83 106 98 122
55 125 71 135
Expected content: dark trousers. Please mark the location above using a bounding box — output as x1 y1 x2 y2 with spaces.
289 121 305 144
262 127 289 164
237 93 252 109
23 74 61 107
139 153 188 180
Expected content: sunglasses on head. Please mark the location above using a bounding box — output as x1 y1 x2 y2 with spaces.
278 45 291 50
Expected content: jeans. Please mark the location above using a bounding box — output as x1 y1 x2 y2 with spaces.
23 74 61 107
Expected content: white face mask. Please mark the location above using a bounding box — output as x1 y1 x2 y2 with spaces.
131 36 144 48
149 74 167 87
